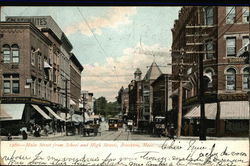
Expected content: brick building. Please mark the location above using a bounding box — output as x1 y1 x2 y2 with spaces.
171 6 249 137
128 68 143 126
0 16 83 134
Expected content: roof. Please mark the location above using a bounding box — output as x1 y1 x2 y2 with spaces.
143 62 162 81
70 53 84 72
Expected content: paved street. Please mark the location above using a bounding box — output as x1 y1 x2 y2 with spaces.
1 122 248 141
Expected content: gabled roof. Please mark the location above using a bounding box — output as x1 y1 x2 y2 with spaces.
143 61 162 80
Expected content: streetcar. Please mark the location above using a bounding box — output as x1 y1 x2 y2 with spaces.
108 118 119 131
153 116 166 136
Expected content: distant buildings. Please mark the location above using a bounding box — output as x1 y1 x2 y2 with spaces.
0 16 84 131
80 90 94 116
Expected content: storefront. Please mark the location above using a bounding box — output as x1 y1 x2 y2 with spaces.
183 101 249 137
0 97 65 135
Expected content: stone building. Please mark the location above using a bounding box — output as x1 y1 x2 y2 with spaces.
69 53 84 114
171 6 249 136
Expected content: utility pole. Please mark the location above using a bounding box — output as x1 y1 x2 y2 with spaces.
65 79 68 136
164 74 168 135
176 49 184 137
198 7 206 140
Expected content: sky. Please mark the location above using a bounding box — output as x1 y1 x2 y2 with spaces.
1 6 181 101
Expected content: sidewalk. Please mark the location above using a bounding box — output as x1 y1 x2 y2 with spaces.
0 132 66 141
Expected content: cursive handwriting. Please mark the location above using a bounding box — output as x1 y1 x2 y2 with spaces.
1 142 249 166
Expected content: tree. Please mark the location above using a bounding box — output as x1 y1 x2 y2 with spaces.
94 97 120 118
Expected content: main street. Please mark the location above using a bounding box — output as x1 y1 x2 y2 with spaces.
2 121 248 141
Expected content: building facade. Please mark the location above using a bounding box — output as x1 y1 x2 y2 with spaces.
171 6 249 136
0 16 84 133
142 62 162 122
70 53 84 114
151 74 172 122
127 68 143 126
117 87 129 121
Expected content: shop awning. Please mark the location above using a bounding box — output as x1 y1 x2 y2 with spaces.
72 114 83 122
184 103 217 119
220 101 249 119
70 99 76 105
0 104 25 121
60 113 71 122
44 106 64 121
84 112 90 122
31 104 51 120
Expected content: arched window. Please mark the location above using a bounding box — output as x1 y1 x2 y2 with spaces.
226 68 236 90
3 44 11 63
11 44 20 63
243 67 250 90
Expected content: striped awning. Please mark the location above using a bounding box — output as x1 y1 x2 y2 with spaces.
31 104 51 120
44 106 64 121
184 103 217 119
220 101 249 120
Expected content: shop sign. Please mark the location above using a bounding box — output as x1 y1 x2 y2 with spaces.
218 94 248 101
228 57 247 63
0 97 50 105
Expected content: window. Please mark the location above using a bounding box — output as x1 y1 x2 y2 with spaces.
204 40 214 59
32 77 37 95
204 7 213 25
3 81 11 94
31 48 35 66
38 52 42 70
3 74 20 94
38 79 41 96
242 36 249 47
2 44 20 63
3 44 11 63
242 7 249 23
243 67 250 90
11 44 19 63
226 68 236 90
226 37 236 56
226 7 236 24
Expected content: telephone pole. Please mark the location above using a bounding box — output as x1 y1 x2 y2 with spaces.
65 79 68 136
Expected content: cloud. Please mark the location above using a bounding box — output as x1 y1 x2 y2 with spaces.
81 43 172 102
65 7 137 36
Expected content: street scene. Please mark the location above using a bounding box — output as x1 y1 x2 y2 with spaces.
0 6 249 142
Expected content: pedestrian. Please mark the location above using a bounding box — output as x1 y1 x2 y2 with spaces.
169 123 175 139
34 124 41 137
44 123 49 136
7 133 12 141
22 130 28 140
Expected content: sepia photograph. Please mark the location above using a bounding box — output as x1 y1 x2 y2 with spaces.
0 5 249 166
